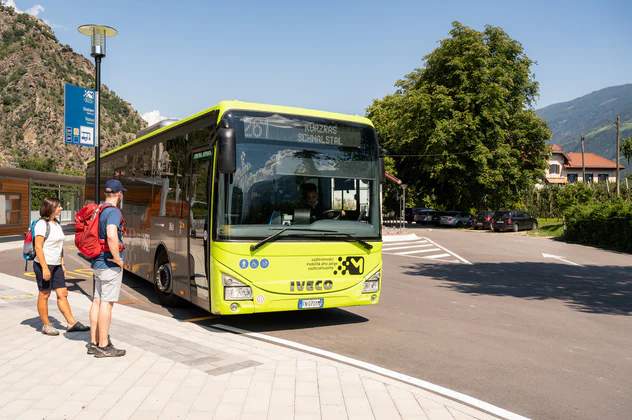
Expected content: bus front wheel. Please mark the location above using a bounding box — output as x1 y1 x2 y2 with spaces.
154 251 180 307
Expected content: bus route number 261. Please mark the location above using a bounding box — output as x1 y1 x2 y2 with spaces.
244 117 269 139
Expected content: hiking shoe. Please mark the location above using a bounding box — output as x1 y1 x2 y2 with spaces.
86 336 111 355
67 322 90 332
94 344 126 358
41 324 59 336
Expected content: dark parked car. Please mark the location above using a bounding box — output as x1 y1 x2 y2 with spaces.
472 211 494 230
406 207 432 223
491 210 538 232
429 211 447 227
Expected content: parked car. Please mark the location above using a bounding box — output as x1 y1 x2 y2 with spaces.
414 210 437 224
439 211 473 228
405 208 415 223
471 211 494 230
491 210 538 232
406 207 433 223
429 211 447 227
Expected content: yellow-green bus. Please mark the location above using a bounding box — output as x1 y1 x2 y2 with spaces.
86 101 385 315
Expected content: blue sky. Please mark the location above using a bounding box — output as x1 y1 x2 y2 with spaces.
4 0 631 125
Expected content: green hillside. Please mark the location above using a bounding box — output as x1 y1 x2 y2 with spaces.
536 84 632 168
0 5 146 174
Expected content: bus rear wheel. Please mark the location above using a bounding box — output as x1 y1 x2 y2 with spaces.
154 251 180 307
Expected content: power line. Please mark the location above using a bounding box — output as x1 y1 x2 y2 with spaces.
385 138 579 158
384 121 626 158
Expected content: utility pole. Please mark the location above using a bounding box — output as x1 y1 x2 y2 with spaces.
616 116 620 196
581 135 586 183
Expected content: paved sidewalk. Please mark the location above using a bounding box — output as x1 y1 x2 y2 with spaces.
0 273 509 420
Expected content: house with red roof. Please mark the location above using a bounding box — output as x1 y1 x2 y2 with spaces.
546 144 625 184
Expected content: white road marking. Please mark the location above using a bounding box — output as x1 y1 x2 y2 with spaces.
382 242 432 251
541 253 584 267
424 253 452 259
213 324 530 420
383 234 421 242
396 248 442 255
383 235 472 264
422 236 472 264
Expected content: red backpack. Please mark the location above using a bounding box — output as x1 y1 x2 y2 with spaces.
74 203 126 259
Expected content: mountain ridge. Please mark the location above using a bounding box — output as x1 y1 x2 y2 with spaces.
0 4 146 174
536 84 632 164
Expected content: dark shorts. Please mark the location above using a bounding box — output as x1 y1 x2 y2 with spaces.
34 262 66 291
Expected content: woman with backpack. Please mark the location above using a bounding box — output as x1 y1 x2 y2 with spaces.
34 197 89 335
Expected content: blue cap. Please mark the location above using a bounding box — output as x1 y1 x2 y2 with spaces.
104 179 127 193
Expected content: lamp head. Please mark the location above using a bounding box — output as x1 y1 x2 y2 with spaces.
78 24 117 58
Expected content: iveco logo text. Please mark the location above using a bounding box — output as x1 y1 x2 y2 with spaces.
290 280 333 292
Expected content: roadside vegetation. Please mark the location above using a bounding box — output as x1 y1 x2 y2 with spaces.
369 22 550 213
528 218 564 237
564 201 632 253
372 23 631 253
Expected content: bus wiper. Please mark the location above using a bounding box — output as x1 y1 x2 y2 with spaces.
250 228 374 252
250 228 334 251
320 232 373 250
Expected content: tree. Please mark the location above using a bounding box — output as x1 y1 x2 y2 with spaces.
622 136 632 164
367 22 551 211
16 157 57 172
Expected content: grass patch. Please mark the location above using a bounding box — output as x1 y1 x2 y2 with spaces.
528 218 564 237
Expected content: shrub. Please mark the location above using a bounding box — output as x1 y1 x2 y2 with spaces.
564 201 632 253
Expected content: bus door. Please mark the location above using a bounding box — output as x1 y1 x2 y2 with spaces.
188 147 213 308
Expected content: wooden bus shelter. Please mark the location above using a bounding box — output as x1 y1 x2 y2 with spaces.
0 167 84 236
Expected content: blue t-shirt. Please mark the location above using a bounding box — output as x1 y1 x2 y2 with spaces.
91 206 124 269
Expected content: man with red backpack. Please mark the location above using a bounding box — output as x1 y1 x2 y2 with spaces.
87 180 127 358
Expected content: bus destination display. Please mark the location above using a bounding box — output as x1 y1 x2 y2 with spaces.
243 116 361 147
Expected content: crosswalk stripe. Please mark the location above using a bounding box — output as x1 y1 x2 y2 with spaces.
423 253 452 259
396 248 442 255
382 235 472 265
382 243 432 251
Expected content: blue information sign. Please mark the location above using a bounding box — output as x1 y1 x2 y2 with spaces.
64 84 97 147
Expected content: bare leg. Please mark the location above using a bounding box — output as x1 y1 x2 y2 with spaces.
37 290 51 325
97 301 114 347
54 288 77 326
89 297 101 344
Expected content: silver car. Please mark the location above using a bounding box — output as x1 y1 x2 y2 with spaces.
414 210 437 224
439 211 472 228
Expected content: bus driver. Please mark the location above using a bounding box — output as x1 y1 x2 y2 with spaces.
301 183 345 221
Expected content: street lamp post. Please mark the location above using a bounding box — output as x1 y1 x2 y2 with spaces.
78 24 117 204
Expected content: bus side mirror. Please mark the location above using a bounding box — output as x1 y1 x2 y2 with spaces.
217 128 236 174
379 157 386 184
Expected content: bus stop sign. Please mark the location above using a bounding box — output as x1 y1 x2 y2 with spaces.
64 83 97 147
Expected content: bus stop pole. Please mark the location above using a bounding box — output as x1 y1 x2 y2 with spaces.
95 56 101 204
79 24 117 301
78 24 117 204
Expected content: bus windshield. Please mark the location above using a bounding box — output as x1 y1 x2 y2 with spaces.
215 111 381 240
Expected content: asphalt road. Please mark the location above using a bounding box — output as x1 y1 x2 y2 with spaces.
4 227 631 420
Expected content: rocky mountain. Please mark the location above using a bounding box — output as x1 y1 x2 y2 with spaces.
536 84 632 163
0 4 146 174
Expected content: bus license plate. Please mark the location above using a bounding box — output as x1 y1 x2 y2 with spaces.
298 299 324 309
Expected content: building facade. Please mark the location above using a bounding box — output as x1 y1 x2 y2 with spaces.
545 144 625 185
0 167 84 237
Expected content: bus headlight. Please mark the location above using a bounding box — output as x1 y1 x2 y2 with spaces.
222 273 253 301
362 270 380 293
